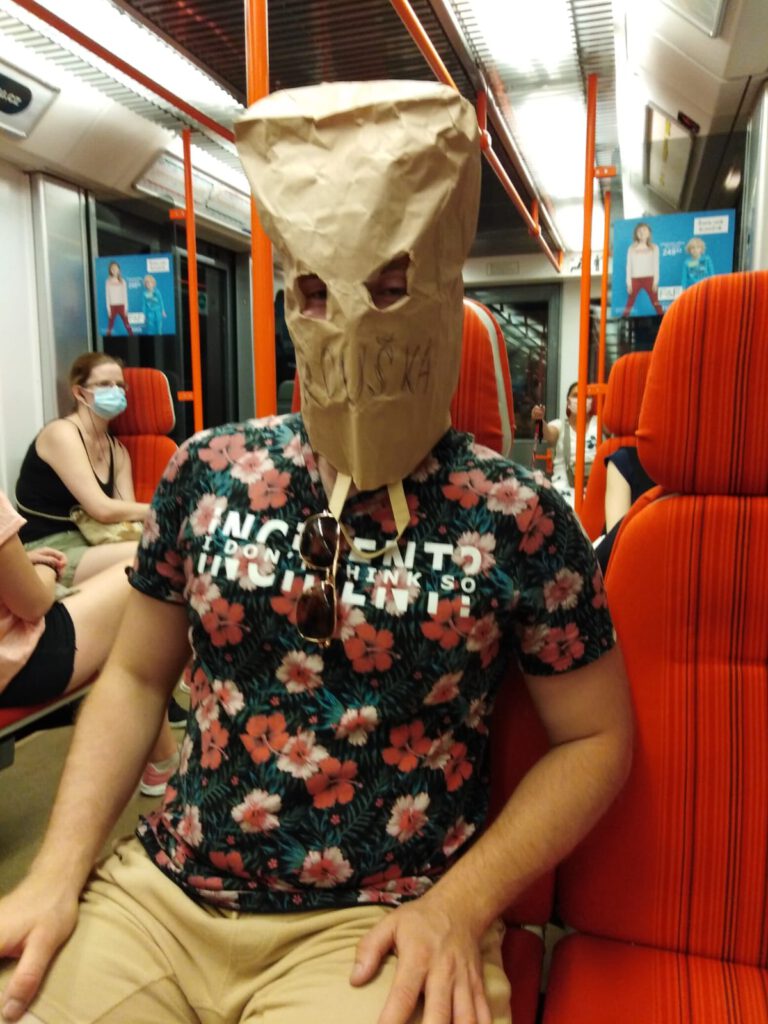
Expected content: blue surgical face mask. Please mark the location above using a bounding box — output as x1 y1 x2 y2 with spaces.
88 385 127 420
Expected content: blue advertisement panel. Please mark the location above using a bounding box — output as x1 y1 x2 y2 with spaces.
95 252 176 336
611 210 735 318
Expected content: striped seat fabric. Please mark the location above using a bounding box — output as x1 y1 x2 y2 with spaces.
580 351 652 540
112 367 178 502
544 271 768 1022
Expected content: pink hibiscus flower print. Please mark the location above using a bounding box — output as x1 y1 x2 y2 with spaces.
469 442 497 461
177 804 203 847
592 568 607 609
195 691 220 732
538 623 585 671
368 492 420 534
306 757 359 809
466 612 501 668
423 732 454 770
444 742 473 792
156 549 185 589
200 719 229 770
344 623 395 673
386 793 430 843
442 470 493 509
334 706 379 746
452 531 496 575
420 597 476 649
270 577 304 625
211 679 245 716
198 432 247 471
276 729 329 780
240 712 289 764
358 865 403 905
235 545 279 592
276 650 324 694
141 507 160 546
231 789 282 834
230 446 275 485
487 475 535 516
248 468 291 511
382 721 433 772
543 568 584 612
299 847 353 888
516 498 555 554
209 850 249 879
201 598 246 647
423 671 463 706
188 667 211 708
410 452 440 482
190 494 228 536
371 567 420 616
282 432 305 466
334 602 366 642
465 697 490 733
178 735 194 776
162 443 189 482
520 623 549 656
186 573 221 617
442 816 477 857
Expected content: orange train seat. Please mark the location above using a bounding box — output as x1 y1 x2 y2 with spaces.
580 351 652 540
543 271 768 1022
0 367 178 769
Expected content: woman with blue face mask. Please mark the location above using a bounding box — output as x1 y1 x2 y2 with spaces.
14 352 150 587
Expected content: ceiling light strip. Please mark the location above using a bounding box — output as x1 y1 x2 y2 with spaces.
10 0 236 143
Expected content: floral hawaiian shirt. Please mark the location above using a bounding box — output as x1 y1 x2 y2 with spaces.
132 413 614 911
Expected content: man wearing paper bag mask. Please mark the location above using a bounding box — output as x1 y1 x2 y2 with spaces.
0 81 631 1024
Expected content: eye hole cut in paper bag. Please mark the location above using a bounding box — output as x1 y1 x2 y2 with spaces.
235 80 481 493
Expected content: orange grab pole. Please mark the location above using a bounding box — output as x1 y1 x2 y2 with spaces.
182 129 204 434
245 0 277 417
597 188 611 442
389 2 563 273
574 73 598 516
12 0 235 143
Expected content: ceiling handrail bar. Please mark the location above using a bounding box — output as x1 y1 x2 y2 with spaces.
388 0 562 273
10 0 237 144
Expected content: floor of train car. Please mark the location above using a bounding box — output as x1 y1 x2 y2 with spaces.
0 692 190 894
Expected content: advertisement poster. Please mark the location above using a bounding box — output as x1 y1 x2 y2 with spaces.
611 210 735 318
95 253 176 336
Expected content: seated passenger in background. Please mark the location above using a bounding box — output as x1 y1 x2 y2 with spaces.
14 352 148 588
0 489 130 708
0 81 631 1024
531 381 598 508
595 446 656 574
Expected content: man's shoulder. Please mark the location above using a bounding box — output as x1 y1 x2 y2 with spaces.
182 413 302 451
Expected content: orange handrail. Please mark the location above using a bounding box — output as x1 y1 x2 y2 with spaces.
181 129 204 434
245 0 277 417
389 0 563 273
11 0 235 144
597 188 612 441
574 73 598 515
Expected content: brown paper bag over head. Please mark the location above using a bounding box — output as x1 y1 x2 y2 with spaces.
235 80 481 493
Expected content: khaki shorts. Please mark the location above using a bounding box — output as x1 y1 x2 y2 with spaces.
5 837 511 1024
24 530 89 589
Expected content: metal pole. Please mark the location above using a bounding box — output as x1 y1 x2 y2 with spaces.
597 189 612 442
245 0 277 417
574 73 597 515
182 129 204 433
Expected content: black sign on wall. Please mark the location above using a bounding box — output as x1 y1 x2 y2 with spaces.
0 59 57 139
0 73 32 116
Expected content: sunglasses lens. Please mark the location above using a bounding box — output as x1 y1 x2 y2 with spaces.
301 515 338 569
296 582 335 641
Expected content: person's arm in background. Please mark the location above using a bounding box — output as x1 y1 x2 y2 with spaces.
34 421 149 523
531 406 560 446
604 460 632 532
0 533 64 621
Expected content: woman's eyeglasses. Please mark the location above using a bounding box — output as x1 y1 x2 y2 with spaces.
296 511 340 646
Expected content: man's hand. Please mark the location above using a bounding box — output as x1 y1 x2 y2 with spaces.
0 875 79 1022
350 890 493 1024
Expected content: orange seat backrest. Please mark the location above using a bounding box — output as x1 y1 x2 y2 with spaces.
558 271 768 964
580 351 652 540
112 367 178 503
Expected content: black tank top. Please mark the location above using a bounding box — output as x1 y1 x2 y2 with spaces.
15 424 116 543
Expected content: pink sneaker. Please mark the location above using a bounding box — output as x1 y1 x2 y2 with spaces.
139 754 179 797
